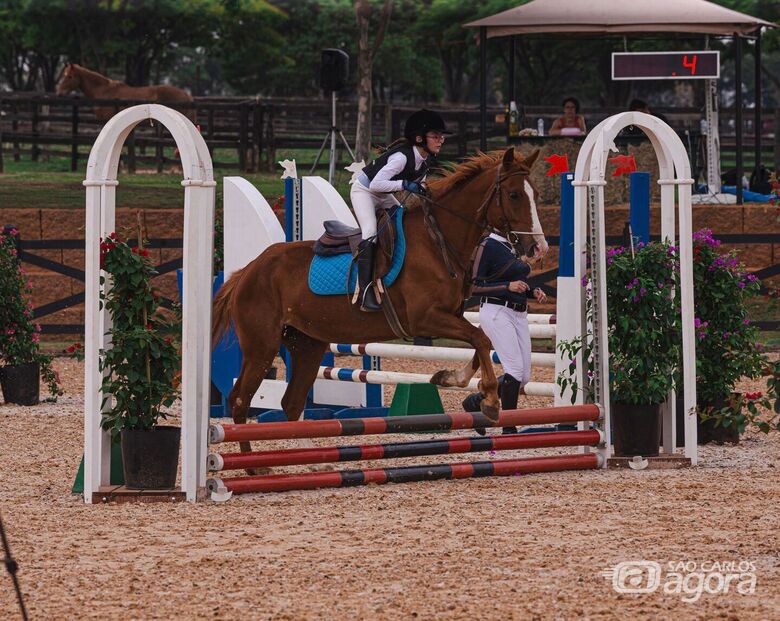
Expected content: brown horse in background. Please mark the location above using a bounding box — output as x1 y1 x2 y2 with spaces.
56 63 194 121
212 148 548 458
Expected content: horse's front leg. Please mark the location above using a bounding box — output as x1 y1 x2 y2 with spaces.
427 318 500 422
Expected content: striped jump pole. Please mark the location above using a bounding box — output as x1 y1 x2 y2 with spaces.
209 404 601 443
329 342 556 368
207 453 601 495
316 366 556 396
464 312 556 325
208 429 602 471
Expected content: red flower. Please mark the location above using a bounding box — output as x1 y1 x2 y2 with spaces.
145 323 153 330
165 336 172 345
140 248 149 257
109 232 116 239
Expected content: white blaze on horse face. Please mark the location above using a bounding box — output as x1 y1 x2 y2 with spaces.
524 180 548 257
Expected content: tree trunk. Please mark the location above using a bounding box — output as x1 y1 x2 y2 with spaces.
353 0 393 163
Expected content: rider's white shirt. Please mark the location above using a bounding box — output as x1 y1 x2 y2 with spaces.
368 148 427 193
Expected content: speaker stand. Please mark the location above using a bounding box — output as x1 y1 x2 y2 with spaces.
311 91 356 185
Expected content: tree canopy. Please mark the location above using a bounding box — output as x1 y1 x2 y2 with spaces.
0 0 777 107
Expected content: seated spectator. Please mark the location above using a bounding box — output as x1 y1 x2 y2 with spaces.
549 97 586 136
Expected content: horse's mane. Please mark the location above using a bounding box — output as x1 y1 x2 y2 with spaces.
426 150 529 198
69 63 111 84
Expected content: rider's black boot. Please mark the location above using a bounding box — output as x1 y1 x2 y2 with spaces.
501 373 522 435
357 240 381 312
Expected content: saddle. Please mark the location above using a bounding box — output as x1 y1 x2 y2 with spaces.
313 208 397 277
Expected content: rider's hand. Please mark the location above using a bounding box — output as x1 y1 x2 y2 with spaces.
508 280 529 293
533 288 547 303
402 180 426 196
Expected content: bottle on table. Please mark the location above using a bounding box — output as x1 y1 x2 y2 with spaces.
509 101 520 137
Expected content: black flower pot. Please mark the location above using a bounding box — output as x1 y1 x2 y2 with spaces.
611 402 662 457
674 395 740 446
120 426 181 489
0 362 40 406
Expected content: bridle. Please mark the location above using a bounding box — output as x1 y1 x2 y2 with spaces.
476 162 540 256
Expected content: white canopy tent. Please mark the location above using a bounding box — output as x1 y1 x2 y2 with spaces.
464 0 776 203
465 0 774 36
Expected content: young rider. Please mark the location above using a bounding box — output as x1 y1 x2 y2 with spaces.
351 109 451 311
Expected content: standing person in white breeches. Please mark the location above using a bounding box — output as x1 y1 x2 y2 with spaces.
470 233 547 434
350 109 452 311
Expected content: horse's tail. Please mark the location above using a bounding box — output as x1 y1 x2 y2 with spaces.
211 266 245 347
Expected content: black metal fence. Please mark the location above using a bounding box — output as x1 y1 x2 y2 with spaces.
8 228 777 336
2 93 778 174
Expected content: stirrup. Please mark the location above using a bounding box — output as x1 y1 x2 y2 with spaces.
359 284 381 312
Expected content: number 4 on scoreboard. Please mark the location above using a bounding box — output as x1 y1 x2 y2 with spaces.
683 55 697 76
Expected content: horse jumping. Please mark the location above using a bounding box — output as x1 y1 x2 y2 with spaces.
212 148 548 457
56 63 194 121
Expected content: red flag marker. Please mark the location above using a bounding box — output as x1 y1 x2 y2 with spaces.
543 153 569 177
608 154 637 177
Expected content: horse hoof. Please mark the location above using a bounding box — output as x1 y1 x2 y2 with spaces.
430 369 453 386
480 402 500 423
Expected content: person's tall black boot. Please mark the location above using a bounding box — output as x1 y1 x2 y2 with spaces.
356 239 381 312
501 373 521 435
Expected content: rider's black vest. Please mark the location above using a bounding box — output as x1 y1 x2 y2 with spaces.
362 145 430 183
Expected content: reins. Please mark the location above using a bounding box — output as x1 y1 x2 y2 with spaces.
414 161 537 279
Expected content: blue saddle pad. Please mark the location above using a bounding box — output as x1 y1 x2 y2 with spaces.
309 207 406 295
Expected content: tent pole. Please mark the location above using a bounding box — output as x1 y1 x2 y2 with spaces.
480 26 487 152
735 34 743 205
754 29 762 175
509 36 516 104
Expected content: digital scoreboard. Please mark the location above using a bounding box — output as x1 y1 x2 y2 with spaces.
612 51 720 80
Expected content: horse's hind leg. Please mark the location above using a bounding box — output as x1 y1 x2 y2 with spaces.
280 327 329 422
280 328 330 469
228 344 279 474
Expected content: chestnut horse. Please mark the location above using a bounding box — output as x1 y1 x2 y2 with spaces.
56 63 194 121
212 148 547 457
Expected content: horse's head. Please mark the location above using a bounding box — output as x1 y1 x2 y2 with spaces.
56 63 80 95
484 148 548 260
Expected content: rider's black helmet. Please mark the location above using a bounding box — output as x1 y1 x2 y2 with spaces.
403 109 453 144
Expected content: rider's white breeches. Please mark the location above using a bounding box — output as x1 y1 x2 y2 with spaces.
350 182 400 240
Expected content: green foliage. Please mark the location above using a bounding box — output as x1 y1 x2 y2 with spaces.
557 241 680 407
3 0 780 105
0 228 61 399
605 241 681 405
700 389 780 435
690 228 769 430
98 233 181 439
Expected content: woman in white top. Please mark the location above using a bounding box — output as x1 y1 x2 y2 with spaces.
351 109 452 311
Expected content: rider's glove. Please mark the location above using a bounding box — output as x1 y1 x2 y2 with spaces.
402 180 426 196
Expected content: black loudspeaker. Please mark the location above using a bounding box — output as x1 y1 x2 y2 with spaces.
320 49 349 92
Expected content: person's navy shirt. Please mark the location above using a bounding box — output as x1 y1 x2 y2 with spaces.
471 235 531 306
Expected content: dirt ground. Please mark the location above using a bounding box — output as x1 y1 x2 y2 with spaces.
1 356 779 621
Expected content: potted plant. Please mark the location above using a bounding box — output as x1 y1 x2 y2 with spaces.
685 229 767 444
558 241 680 457
99 232 181 488
0 227 61 405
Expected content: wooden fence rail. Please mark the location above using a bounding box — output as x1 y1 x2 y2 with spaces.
4 225 777 336
1 94 778 175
